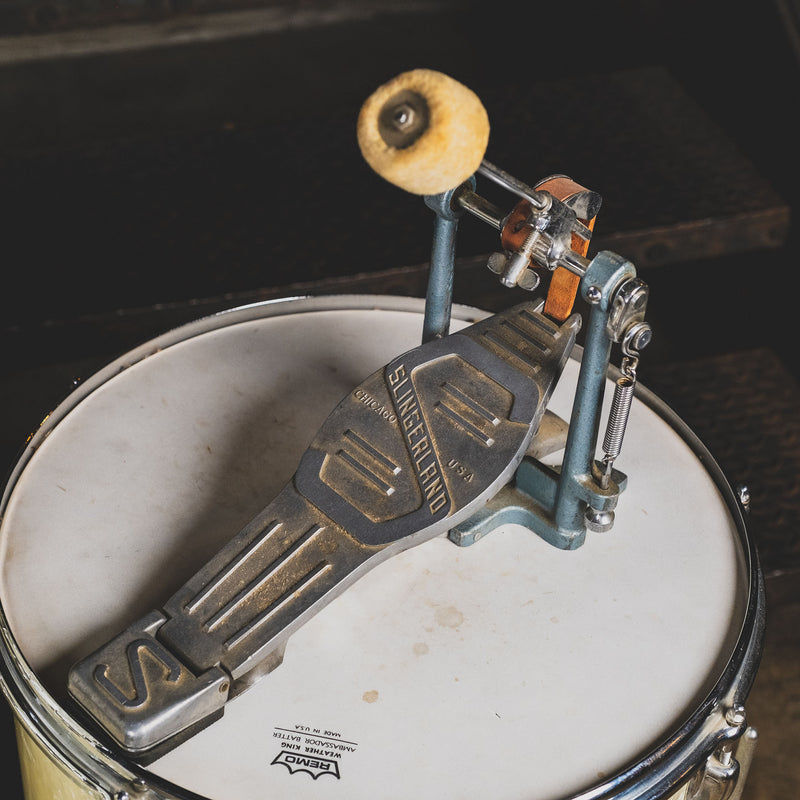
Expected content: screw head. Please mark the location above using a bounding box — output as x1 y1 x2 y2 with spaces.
517 268 540 291
631 325 652 351
735 484 751 514
486 252 506 275
392 103 414 129
586 285 602 304
622 322 653 356
725 705 746 727
585 507 615 532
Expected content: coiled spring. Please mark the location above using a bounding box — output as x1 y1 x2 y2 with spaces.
598 353 640 489
602 375 636 460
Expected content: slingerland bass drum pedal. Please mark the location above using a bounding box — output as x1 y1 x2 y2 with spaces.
0 70 763 800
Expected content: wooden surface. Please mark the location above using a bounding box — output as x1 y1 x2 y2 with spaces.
0 61 790 373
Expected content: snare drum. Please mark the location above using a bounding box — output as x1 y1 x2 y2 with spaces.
0 296 763 800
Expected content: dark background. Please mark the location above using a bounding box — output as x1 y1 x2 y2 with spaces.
1 1 798 797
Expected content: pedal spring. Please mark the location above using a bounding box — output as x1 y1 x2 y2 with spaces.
602 375 635 460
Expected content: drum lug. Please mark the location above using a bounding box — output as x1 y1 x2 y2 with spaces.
685 707 758 800
114 777 154 800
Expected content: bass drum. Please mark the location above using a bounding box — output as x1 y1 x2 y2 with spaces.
0 295 763 800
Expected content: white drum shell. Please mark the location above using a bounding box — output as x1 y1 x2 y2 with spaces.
0 296 760 800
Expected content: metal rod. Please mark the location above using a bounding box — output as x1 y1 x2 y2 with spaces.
455 189 504 229
553 297 614 533
559 249 590 277
422 213 458 343
420 182 474 344
478 160 550 210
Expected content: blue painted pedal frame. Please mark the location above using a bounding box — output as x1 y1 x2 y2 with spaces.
420 183 634 550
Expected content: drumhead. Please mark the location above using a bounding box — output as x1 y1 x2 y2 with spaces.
0 296 757 800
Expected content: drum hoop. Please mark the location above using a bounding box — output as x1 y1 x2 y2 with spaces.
0 294 764 800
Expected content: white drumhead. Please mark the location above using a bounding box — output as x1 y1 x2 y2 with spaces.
0 297 746 800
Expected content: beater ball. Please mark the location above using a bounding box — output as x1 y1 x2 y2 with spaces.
357 69 490 195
